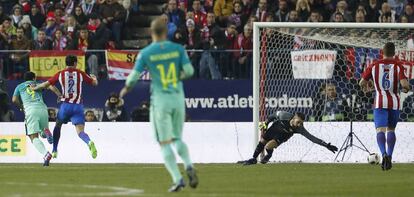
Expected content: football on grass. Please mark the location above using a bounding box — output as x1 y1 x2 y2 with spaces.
367 153 380 165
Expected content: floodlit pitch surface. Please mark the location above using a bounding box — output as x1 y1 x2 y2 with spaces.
1 163 413 196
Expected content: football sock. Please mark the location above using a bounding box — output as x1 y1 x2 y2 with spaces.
52 125 61 152
161 144 182 184
386 131 396 157
376 132 387 156
78 131 91 145
32 137 47 155
265 148 274 157
253 142 265 159
173 139 193 169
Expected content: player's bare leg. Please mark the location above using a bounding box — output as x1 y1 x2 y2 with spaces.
76 124 97 159
261 140 278 164
29 133 52 166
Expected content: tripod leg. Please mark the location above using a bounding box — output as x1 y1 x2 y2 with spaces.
335 135 351 161
353 133 370 153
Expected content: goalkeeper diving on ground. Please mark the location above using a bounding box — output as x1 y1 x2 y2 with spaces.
240 111 338 165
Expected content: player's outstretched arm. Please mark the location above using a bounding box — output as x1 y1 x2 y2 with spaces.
31 81 51 91
120 70 141 98
48 85 62 99
90 74 98 86
297 127 338 153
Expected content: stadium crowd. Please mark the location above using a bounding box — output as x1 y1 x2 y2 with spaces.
0 0 413 80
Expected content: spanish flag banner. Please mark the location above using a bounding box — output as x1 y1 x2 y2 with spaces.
106 50 150 80
29 50 86 79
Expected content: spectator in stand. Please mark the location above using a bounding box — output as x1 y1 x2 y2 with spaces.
2 18 16 37
401 4 414 22
399 14 409 22
68 27 99 76
9 27 31 79
379 11 393 22
48 108 57 122
19 15 38 40
241 0 253 16
332 12 344 22
161 13 177 41
53 4 66 25
233 24 252 79
355 10 366 22
366 0 381 22
275 0 290 22
87 13 111 49
74 5 88 26
199 11 221 80
246 15 258 27
178 0 187 12
288 10 299 22
130 100 149 122
388 0 405 16
0 27 7 79
330 0 353 22
85 110 98 122
80 0 100 17
63 15 79 40
254 0 268 22
296 0 311 22
39 0 53 16
186 10 195 21
62 0 76 15
32 30 53 50
184 19 201 78
192 0 207 27
52 28 68 50
214 0 234 24
102 92 128 122
166 0 186 28
309 10 322 22
44 16 59 39
228 1 247 33
214 21 237 79
29 4 46 30
99 0 126 48
10 5 23 27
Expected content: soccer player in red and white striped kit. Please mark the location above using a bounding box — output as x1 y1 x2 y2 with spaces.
360 42 410 170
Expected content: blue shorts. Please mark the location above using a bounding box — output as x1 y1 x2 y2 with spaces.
373 109 399 129
57 102 85 125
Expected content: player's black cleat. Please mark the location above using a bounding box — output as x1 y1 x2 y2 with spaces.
243 158 257 165
43 152 52 167
385 155 392 170
168 179 185 192
382 154 392 171
186 167 199 188
260 154 271 164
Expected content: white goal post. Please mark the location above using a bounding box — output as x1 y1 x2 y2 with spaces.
253 22 414 150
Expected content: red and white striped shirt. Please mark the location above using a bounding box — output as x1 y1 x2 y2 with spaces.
48 68 93 104
362 59 407 110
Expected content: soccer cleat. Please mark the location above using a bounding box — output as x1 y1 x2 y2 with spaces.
43 152 52 167
385 155 392 170
260 154 272 164
168 179 185 192
88 141 97 159
243 158 257 166
52 151 58 158
44 129 53 144
186 167 199 188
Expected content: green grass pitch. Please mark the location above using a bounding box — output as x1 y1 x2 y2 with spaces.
1 163 413 196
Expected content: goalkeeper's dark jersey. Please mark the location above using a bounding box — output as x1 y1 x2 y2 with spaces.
263 111 328 146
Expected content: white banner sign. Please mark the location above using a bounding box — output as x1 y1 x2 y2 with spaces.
291 50 337 79
1 122 414 163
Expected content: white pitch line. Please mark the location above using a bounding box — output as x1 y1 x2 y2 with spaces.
4 182 144 196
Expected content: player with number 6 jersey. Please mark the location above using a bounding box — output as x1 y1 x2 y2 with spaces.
32 55 99 160
360 42 410 171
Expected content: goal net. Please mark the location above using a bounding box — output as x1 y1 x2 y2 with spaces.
253 23 414 163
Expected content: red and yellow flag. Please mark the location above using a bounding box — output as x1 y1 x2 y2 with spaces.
29 50 86 79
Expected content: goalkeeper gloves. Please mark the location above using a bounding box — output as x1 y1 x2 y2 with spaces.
326 143 338 153
259 121 268 132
